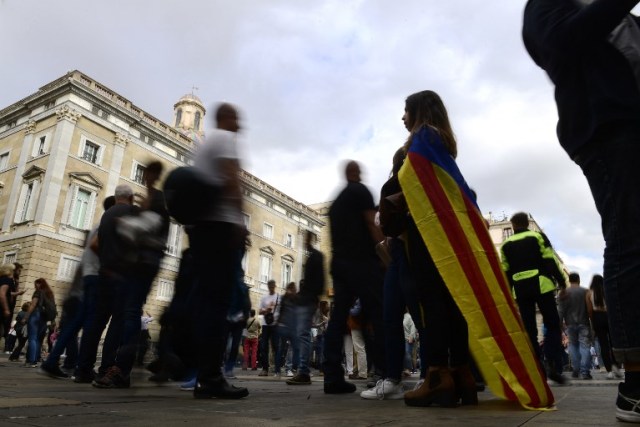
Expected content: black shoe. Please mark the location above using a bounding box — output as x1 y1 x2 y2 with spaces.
194 378 249 399
324 380 356 394
617 383 640 423
547 371 566 386
571 371 579 379
40 363 70 379
287 374 311 385
73 370 96 383
580 373 593 380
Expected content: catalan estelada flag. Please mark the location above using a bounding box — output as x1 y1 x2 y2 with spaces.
398 126 555 410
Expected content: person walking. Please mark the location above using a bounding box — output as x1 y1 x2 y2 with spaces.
500 211 567 385
24 279 55 367
559 272 593 380
523 0 640 421
586 274 623 380
287 231 326 385
323 160 386 395
258 280 280 377
242 309 260 370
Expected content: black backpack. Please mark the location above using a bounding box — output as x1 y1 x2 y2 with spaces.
163 167 220 225
40 293 58 322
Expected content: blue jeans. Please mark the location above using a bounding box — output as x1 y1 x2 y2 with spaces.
383 238 427 380
295 304 316 376
26 309 46 364
260 325 279 371
275 324 298 374
573 121 640 364
566 324 592 375
44 275 99 369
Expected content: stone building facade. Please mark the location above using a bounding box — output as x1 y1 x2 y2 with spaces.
0 70 324 341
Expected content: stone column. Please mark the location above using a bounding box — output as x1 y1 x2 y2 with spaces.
2 121 37 232
104 132 129 197
34 105 81 229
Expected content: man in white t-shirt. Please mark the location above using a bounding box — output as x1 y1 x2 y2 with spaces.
258 280 280 376
188 103 248 400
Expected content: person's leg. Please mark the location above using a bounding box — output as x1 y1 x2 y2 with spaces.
259 326 273 373
578 324 593 377
351 328 368 378
593 312 614 372
383 238 407 382
355 258 386 379
566 325 580 376
574 124 640 417
43 297 83 368
10 335 27 360
242 336 250 370
26 309 42 364
294 304 314 376
343 333 354 375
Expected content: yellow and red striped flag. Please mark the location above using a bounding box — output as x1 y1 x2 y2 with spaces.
398 126 555 410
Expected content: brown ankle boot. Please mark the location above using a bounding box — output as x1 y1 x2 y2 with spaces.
404 367 456 407
452 365 478 405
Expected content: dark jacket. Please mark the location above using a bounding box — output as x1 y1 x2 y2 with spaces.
298 247 325 306
523 0 640 157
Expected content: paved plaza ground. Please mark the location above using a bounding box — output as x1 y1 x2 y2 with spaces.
0 353 626 427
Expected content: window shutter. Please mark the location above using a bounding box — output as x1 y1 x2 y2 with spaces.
26 180 40 221
83 191 97 229
13 183 28 223
67 185 79 225
31 138 39 157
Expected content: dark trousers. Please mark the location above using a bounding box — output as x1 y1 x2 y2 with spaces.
407 220 468 368
224 321 244 373
517 291 564 372
260 325 279 371
76 274 112 376
323 256 385 382
573 122 640 364
189 222 238 384
592 311 617 372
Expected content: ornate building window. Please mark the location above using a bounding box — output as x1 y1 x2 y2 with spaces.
263 222 273 239
0 152 9 170
284 233 294 248
3 251 17 265
194 111 201 130
78 135 105 166
32 134 50 157
14 166 44 224
175 108 182 127
62 172 102 231
131 161 146 185
281 255 294 285
157 279 175 302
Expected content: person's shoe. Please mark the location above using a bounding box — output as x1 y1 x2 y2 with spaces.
617 383 640 423
607 371 616 380
8 357 19 362
404 367 456 407
324 380 356 394
258 369 269 377
580 373 593 380
251 367 257 371
360 379 405 400
73 370 96 383
366 374 382 389
180 377 197 391
452 365 478 405
24 363 38 368
571 371 579 379
287 373 312 385
613 364 624 379
194 378 249 399
224 370 236 379
286 369 294 378
39 363 70 379
547 370 567 386
92 366 130 389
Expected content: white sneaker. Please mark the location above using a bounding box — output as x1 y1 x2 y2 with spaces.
607 372 615 380
613 364 624 379
286 370 294 377
360 379 404 400
413 379 425 390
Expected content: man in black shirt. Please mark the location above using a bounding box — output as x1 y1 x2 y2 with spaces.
323 161 386 394
523 1 640 421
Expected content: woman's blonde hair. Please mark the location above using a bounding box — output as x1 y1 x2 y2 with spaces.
403 90 457 159
0 264 15 277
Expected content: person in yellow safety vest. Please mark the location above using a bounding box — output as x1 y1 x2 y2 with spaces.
500 211 568 386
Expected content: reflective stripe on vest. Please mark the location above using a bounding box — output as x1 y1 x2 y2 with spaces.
512 269 539 282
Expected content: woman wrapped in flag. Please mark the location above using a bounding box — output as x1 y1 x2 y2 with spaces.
398 90 554 410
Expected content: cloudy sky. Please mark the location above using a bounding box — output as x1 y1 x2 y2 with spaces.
0 0 610 281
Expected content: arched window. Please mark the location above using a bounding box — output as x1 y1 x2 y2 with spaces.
194 111 201 130
175 108 182 127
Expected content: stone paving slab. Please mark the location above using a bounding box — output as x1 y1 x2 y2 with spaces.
0 356 625 427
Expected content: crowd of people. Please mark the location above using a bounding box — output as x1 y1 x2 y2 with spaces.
1 0 640 422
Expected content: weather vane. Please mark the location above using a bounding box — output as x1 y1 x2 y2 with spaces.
191 85 199 95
